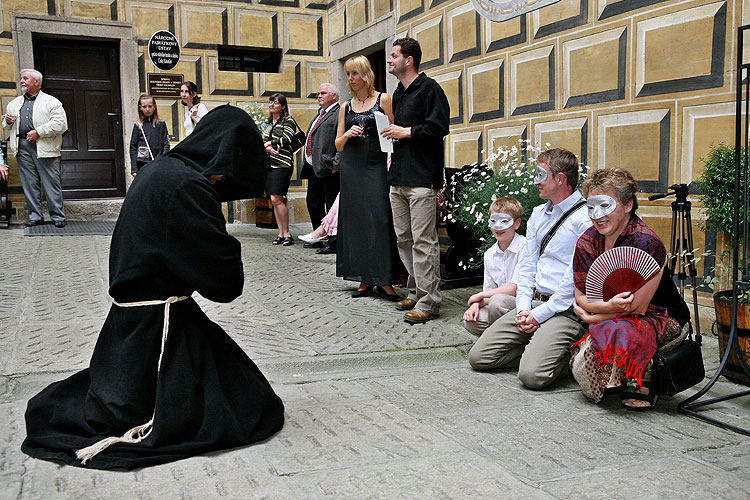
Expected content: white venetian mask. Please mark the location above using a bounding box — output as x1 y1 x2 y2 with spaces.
586 194 617 220
533 165 548 184
488 212 514 231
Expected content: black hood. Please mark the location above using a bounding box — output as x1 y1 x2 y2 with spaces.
167 105 268 201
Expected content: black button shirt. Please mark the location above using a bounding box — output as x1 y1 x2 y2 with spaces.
388 73 450 189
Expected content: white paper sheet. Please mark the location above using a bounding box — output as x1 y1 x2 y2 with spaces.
373 111 393 153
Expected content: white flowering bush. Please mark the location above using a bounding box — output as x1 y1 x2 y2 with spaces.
239 102 267 132
444 141 586 265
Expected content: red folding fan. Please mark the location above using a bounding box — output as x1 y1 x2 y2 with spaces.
585 246 661 302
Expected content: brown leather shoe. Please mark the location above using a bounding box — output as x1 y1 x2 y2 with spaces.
403 309 439 324
395 298 416 311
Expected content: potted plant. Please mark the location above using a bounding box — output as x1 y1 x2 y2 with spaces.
696 142 750 383
240 102 277 228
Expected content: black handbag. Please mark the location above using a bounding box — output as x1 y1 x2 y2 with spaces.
288 119 306 153
650 325 705 397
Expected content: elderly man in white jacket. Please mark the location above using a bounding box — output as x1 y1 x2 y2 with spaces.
2 69 68 227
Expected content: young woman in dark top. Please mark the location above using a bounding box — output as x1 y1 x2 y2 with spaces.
128 95 170 176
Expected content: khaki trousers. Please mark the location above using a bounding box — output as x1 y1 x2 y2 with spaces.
468 302 585 389
463 294 516 337
389 186 441 313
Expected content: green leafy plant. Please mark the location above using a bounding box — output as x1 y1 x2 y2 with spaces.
239 102 267 132
696 142 746 235
443 141 586 268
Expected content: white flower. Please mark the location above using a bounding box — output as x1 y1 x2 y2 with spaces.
520 187 528 193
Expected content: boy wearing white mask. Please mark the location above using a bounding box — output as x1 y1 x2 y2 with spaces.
463 197 526 336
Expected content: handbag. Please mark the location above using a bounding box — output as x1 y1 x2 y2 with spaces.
650 324 705 397
288 118 306 153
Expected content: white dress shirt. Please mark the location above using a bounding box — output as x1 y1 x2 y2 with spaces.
515 191 592 323
304 102 338 165
483 232 526 291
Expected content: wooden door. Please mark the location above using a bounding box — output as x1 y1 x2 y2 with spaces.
34 38 125 198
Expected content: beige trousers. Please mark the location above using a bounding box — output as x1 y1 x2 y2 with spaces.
389 186 441 313
467 302 585 389
463 294 516 337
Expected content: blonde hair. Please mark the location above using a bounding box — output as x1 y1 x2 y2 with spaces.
137 95 161 126
344 55 375 96
489 196 523 219
581 168 639 212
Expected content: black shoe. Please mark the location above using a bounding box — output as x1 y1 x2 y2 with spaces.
376 286 401 302
304 241 325 249
316 244 336 254
54 220 66 228
24 219 44 227
272 236 284 245
352 285 373 298
282 235 294 246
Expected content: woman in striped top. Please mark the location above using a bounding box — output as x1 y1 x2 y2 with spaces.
262 93 299 246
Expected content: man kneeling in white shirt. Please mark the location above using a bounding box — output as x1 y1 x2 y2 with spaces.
468 148 592 390
463 197 526 337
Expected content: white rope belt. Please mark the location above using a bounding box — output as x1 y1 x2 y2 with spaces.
76 295 189 464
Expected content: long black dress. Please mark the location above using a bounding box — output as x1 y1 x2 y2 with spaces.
21 106 284 470
336 95 400 286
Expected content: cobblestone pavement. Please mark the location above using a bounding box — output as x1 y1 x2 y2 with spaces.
1 223 749 499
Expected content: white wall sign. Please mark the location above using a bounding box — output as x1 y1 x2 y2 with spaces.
470 0 559 22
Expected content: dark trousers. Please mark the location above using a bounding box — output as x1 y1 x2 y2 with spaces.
307 171 340 231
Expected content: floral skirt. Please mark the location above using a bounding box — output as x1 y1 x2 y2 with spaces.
570 309 686 403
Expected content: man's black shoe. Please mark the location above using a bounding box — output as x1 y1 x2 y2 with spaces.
316 244 336 254
304 241 325 249
54 220 66 228
24 219 44 227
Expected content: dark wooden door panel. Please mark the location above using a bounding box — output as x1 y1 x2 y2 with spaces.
34 38 125 199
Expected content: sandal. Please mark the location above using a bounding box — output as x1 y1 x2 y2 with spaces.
272 236 284 245
281 235 294 246
620 391 658 412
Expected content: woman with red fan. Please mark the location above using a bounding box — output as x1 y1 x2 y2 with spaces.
570 168 690 410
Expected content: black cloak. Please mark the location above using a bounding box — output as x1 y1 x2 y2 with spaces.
21 105 284 470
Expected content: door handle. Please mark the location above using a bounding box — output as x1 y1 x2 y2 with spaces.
107 112 118 116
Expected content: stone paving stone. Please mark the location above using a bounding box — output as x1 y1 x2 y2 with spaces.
539 455 750 500
7 320 101 373
264 399 464 476
283 452 556 500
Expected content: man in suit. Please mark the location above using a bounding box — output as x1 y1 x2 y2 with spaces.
300 83 340 254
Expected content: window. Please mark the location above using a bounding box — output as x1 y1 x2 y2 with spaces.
217 45 283 73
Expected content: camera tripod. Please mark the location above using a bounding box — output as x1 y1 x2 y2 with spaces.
648 183 701 336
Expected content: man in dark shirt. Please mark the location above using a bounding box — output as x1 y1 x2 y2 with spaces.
381 37 450 324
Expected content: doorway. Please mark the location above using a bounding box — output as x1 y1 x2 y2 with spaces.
365 49 387 93
33 37 126 198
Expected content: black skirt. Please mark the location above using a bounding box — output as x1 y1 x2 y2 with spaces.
265 166 293 196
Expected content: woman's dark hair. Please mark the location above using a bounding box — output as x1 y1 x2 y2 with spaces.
267 93 289 120
182 81 200 106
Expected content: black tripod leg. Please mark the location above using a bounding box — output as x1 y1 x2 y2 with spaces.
683 205 702 336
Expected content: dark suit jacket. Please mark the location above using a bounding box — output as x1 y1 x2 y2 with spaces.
301 102 340 179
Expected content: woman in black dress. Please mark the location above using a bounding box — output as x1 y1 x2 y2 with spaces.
21 106 284 470
128 94 170 176
334 55 400 301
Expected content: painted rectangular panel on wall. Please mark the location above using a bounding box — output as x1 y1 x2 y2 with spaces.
329 7 346 41
208 56 253 96
635 2 726 97
236 10 278 48
563 26 626 108
286 15 323 56
0 46 15 88
447 4 479 63
260 61 301 97
486 14 526 53
487 124 527 155
398 0 424 23
433 70 463 125
597 0 671 21
467 59 503 122
306 62 331 98
510 46 554 115
534 117 588 166
413 15 443 70
373 0 392 20
1 0 51 37
181 5 228 49
450 129 482 168
348 0 368 31
128 4 175 46
171 56 203 93
533 0 588 39
69 0 117 21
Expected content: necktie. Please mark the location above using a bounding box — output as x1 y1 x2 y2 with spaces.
305 109 325 158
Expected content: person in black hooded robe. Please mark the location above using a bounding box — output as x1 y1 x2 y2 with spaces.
21 105 285 470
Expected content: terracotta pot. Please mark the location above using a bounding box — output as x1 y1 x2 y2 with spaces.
714 290 750 384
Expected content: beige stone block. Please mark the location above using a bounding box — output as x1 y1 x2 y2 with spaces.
329 7 346 41
680 102 737 186
170 55 202 89
126 2 174 44
286 14 323 55
373 0 392 20
1 0 48 35
562 26 626 107
208 56 252 96
349 0 368 31
306 62 332 98
449 129 481 168
398 0 424 23
447 4 479 63
180 4 227 48
532 0 588 39
510 45 554 115
154 98 177 139
433 70 463 125
485 14 526 53
635 2 726 96
69 0 115 21
413 15 443 69
467 59 503 122
0 45 15 86
534 117 587 166
487 124 527 157
597 108 671 192
235 10 277 48
259 61 301 97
